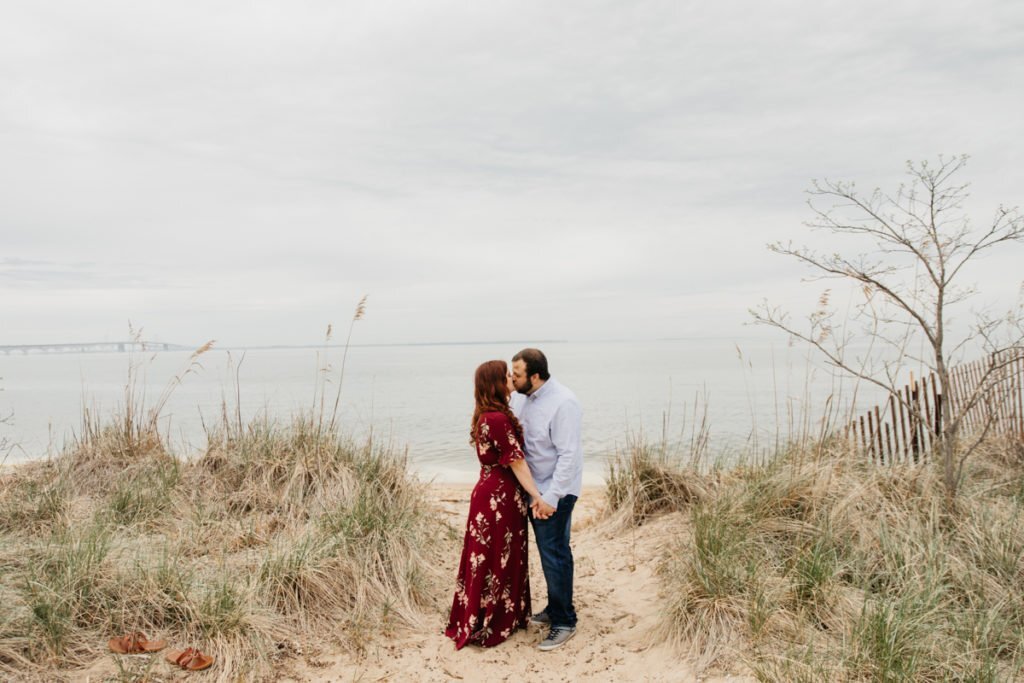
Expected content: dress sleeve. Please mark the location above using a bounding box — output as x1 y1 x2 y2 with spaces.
484 412 525 467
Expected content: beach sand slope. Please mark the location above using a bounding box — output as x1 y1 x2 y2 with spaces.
287 486 753 683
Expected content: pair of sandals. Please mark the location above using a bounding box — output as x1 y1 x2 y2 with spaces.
108 632 214 671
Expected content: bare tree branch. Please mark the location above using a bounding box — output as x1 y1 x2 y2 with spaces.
755 155 1024 498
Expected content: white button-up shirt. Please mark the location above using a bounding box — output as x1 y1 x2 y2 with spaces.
510 377 583 508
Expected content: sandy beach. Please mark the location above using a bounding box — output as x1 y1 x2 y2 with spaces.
38 478 750 683
278 485 752 683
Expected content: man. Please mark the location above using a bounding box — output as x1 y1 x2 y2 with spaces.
509 348 583 652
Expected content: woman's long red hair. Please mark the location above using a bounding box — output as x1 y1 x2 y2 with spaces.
470 360 524 446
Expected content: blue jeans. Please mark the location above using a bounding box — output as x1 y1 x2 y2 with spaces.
529 494 577 628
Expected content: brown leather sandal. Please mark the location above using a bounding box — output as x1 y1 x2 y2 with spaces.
165 647 214 671
107 632 167 654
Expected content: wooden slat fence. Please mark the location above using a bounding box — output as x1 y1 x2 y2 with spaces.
845 348 1024 464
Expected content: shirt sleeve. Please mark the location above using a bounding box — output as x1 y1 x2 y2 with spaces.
485 412 526 467
540 398 583 508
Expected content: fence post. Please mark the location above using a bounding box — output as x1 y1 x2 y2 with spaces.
845 349 1022 465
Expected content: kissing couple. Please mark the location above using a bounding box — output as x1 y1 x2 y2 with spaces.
444 348 583 652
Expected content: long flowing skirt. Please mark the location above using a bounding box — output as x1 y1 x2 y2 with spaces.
444 467 531 649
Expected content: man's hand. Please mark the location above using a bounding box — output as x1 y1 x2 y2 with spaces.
531 499 556 520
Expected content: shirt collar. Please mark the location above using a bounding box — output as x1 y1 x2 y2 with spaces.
528 377 555 401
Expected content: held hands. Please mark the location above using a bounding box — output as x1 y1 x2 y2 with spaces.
531 498 556 520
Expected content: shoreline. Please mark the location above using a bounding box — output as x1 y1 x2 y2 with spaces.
1 452 611 486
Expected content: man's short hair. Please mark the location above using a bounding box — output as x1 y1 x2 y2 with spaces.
513 348 550 381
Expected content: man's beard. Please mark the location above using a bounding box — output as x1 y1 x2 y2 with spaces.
513 380 532 395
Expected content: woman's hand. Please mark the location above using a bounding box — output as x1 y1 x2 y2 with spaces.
531 498 555 520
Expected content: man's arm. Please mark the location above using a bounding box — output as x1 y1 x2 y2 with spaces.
539 398 582 509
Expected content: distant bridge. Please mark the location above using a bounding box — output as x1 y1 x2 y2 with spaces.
0 341 193 355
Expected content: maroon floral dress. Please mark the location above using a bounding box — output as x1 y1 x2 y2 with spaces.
445 411 531 649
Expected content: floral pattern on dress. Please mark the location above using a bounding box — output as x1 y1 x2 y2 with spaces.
444 411 530 649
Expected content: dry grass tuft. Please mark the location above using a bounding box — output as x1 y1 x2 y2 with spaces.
605 431 710 527
637 433 1024 680
0 462 69 535
0 355 445 681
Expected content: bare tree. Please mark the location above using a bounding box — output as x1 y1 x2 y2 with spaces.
752 155 1024 497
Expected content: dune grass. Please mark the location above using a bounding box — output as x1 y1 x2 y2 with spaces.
605 398 712 527
605 432 709 527
0 356 445 681
609 431 1024 680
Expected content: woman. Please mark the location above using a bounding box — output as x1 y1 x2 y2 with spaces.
445 360 543 649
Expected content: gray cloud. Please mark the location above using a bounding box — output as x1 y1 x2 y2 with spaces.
0 257 165 289
2 1 1023 345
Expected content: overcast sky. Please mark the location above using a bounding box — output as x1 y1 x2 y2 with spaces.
2 0 1023 347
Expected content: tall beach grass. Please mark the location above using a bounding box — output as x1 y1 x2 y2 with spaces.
608 423 1024 680
0 334 446 681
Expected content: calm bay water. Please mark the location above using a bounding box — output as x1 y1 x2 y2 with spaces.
0 340 880 483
